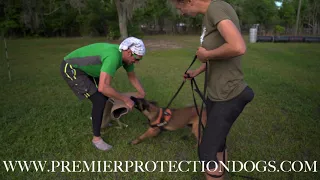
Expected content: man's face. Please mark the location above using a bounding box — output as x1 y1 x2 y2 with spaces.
123 50 143 65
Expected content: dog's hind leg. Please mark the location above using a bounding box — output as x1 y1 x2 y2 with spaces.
192 111 207 147
131 127 161 145
191 117 202 146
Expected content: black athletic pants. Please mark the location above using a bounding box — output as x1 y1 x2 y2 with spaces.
199 86 255 169
89 92 108 137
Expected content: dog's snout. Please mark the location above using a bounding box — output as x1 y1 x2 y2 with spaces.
130 96 137 103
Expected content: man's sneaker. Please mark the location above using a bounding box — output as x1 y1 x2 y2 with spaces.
92 139 113 151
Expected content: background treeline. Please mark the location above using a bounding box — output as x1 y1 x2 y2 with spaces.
0 0 319 39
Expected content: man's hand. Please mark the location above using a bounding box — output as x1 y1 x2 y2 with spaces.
122 96 135 110
127 71 145 99
99 72 135 110
196 47 209 62
135 92 145 98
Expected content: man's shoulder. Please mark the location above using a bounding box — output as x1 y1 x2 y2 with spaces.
209 0 233 10
86 43 119 58
86 42 118 49
101 44 121 64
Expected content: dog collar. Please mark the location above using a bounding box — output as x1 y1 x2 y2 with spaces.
150 108 172 128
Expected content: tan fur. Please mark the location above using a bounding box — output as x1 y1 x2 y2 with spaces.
131 99 207 145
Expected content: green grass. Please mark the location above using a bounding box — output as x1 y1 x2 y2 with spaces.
0 36 319 180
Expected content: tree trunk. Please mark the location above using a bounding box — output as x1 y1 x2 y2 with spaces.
295 0 302 35
313 3 319 35
154 17 159 32
159 17 164 33
314 21 318 35
115 0 128 40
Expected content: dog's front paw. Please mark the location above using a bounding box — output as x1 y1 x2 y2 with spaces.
130 139 140 145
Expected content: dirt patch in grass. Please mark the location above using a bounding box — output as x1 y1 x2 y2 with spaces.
144 39 183 51
109 37 190 51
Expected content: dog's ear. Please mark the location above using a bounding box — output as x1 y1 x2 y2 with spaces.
149 101 158 106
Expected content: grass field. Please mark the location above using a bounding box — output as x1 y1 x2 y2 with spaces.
0 35 319 180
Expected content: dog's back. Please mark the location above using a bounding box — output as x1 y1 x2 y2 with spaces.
165 106 206 131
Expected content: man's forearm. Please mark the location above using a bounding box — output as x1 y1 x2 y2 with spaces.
99 86 126 102
129 78 145 96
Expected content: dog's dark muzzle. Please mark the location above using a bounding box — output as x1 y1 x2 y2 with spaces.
130 96 147 111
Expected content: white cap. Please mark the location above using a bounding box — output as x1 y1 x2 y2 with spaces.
119 37 146 56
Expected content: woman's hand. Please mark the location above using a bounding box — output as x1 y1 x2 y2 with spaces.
184 70 199 80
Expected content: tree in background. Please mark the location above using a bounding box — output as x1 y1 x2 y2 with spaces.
242 0 279 34
134 0 172 33
226 0 245 27
0 0 319 37
302 0 320 35
279 0 296 34
114 0 146 39
1 0 22 36
294 0 302 35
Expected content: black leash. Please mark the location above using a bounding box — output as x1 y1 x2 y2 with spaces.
161 54 207 146
151 55 200 130
190 68 207 132
164 55 199 110
163 54 206 131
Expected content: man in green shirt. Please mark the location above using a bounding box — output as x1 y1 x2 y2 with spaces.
171 0 255 179
60 37 146 151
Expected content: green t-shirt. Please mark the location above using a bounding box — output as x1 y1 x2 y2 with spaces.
64 43 134 77
201 0 247 101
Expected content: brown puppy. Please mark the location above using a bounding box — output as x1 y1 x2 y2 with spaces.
130 97 206 145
